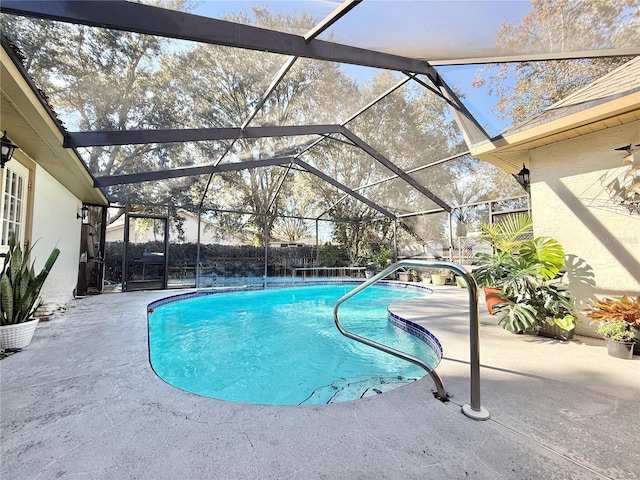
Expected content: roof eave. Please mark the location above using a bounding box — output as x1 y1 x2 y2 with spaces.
470 91 640 174
0 41 108 205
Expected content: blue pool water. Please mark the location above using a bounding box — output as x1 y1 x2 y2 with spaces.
148 284 440 405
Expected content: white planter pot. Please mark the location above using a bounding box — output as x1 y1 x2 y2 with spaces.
398 272 411 282
0 318 40 349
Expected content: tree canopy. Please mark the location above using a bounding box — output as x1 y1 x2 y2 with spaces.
473 0 639 124
1 3 529 250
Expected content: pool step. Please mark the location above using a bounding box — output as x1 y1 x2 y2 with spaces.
300 375 417 405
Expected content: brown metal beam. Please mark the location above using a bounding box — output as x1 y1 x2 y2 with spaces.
65 125 343 148
303 0 362 42
94 157 294 187
339 127 452 212
1 1 441 76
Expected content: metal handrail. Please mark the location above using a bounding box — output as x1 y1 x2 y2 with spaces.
333 259 490 420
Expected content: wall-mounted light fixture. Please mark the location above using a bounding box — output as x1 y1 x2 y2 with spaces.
514 163 530 191
614 144 639 164
1 130 18 169
77 204 89 222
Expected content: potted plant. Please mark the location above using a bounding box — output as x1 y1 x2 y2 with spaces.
472 213 534 313
471 250 514 312
0 234 60 349
430 269 450 286
476 236 577 338
594 322 636 359
455 275 467 288
493 274 577 339
410 269 421 282
397 268 412 282
362 245 390 279
584 295 639 359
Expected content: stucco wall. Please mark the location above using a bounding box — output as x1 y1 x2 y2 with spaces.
31 164 82 309
530 120 640 336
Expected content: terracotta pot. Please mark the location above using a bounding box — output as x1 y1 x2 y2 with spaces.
483 286 503 315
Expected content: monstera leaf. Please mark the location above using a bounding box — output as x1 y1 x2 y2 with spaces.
494 301 538 333
519 237 565 281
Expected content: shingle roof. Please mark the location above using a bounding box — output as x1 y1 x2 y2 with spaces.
554 56 640 107
502 56 640 137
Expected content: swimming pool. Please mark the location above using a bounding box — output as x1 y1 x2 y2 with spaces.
147 283 442 405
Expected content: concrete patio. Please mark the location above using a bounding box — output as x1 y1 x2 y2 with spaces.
1 284 638 479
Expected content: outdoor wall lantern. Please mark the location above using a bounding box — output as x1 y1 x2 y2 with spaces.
77 204 89 222
1 130 18 169
515 163 530 190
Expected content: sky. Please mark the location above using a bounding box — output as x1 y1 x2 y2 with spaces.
188 0 533 136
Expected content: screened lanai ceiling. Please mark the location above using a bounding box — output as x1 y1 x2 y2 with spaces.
1 0 639 222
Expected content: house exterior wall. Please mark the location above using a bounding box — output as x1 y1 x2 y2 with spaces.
530 120 640 336
105 213 242 245
31 163 82 308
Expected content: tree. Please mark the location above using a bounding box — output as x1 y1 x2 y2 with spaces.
473 0 639 124
443 155 525 236
1 1 203 219
303 70 464 256
174 6 359 245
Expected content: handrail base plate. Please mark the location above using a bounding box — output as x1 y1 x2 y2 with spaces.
462 404 490 421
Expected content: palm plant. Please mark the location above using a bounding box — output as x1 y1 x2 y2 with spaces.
0 234 60 325
472 213 534 290
477 213 533 254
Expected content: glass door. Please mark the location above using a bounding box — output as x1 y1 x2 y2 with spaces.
124 214 168 291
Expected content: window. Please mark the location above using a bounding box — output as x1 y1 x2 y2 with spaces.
0 162 29 253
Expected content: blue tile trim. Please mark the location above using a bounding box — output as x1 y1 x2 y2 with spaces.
387 310 443 366
147 286 264 310
147 280 432 310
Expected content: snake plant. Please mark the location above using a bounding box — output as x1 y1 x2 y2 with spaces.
0 234 60 325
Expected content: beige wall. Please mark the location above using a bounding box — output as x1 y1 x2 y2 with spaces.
105 212 241 245
530 120 640 336
31 163 82 309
